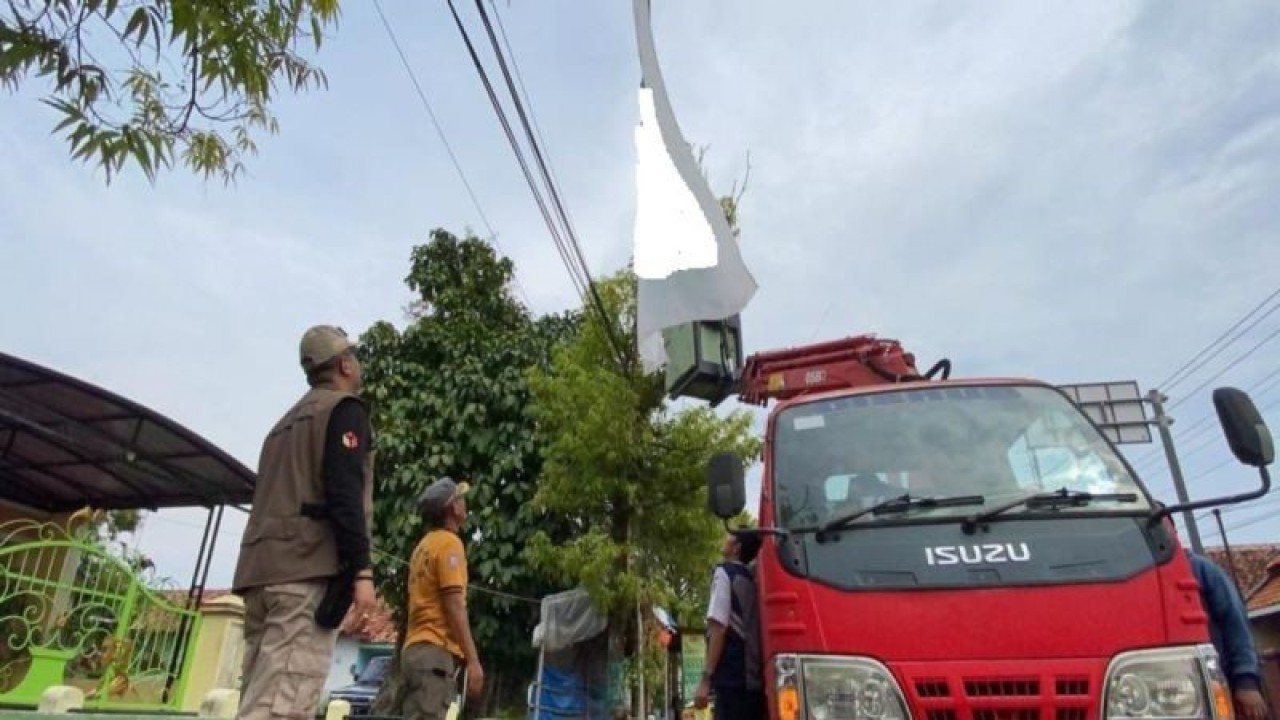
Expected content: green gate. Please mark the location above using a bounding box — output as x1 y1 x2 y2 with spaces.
0 517 201 711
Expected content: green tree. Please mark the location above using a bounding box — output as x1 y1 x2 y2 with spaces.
524 270 761 712
357 229 578 714
0 0 338 183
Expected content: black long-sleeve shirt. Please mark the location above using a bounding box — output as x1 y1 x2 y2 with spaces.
322 398 373 574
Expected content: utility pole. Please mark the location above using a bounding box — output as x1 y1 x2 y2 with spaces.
1147 389 1204 553
1210 508 1275 715
1212 508 1245 598
637 598 645 720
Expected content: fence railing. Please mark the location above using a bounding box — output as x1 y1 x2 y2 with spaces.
0 517 201 711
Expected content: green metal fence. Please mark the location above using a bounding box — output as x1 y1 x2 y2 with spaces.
0 517 201 712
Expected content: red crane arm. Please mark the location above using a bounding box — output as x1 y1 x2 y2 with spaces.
736 335 929 406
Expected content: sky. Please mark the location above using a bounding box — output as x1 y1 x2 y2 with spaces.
2 0 1279 590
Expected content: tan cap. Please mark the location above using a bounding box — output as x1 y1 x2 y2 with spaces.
299 325 356 371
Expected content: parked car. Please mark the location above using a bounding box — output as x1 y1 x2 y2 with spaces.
326 655 391 717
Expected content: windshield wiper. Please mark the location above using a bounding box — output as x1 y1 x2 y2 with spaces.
961 487 1139 533
816 493 986 541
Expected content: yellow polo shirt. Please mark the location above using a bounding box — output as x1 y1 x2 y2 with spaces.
405 529 468 658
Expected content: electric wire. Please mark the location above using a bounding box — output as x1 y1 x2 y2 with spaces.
444 0 588 303
371 0 533 309
1168 325 1280 411
1130 361 1280 474
1155 285 1280 394
466 0 630 370
444 0 635 372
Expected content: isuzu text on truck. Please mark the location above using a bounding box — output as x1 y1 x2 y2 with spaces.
701 335 1273 720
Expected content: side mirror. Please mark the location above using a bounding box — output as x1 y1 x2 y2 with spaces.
1151 387 1272 524
707 452 746 519
350 663 358 679
1214 387 1275 467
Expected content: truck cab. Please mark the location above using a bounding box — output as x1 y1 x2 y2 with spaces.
703 337 1273 720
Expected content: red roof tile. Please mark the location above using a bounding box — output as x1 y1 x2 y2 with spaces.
159 588 234 610
1247 556 1280 613
338 597 399 644
1201 544 1280 600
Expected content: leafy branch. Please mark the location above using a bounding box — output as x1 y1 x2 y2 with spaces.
0 0 339 183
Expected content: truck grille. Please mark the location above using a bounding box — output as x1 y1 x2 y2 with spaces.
904 667 1096 720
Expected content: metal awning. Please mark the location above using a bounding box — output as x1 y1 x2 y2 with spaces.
0 351 256 512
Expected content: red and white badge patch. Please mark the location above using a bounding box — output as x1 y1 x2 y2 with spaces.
342 431 360 449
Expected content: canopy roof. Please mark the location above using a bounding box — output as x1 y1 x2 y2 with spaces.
0 351 255 512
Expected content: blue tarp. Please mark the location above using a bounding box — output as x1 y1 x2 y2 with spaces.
528 665 609 720
527 588 612 720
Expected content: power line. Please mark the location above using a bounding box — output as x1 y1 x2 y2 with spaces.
1160 301 1280 400
1130 362 1280 473
486 0 578 242
1195 490 1280 523
1131 286 1280 468
468 0 628 369
1155 285 1280 393
446 0 631 371
1168 325 1280 410
443 0 586 299
1255 366 1280 398
1224 506 1279 534
371 0 534 309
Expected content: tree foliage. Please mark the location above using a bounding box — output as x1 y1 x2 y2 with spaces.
525 269 762 650
357 229 578 712
0 0 338 183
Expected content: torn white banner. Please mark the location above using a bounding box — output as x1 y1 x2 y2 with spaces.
633 87 717 280
632 0 758 372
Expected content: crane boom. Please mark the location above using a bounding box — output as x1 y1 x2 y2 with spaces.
736 334 948 406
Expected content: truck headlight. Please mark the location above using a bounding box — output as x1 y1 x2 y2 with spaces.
1103 645 1233 720
775 654 910 720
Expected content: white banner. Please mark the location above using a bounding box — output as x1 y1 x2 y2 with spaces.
632 0 758 372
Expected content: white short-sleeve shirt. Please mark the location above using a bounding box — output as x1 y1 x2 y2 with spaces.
706 565 733 626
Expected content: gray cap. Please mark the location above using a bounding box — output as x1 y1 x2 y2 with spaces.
417 476 471 515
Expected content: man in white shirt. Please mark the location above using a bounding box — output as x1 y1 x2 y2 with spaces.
694 530 765 720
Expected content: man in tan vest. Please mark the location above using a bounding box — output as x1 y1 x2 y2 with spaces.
232 325 379 720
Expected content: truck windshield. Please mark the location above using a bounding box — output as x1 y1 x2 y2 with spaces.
772 384 1149 530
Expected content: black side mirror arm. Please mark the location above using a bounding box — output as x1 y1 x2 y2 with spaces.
1148 466 1271 526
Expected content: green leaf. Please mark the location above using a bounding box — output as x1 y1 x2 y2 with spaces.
9 0 340 184
123 7 149 45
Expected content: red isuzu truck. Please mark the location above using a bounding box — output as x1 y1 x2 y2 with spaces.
702 334 1273 720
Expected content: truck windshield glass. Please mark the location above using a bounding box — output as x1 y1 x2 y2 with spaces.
772 384 1149 530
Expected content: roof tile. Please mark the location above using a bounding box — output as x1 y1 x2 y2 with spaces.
1202 544 1280 600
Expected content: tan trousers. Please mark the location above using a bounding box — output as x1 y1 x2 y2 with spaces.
403 642 463 720
237 581 337 720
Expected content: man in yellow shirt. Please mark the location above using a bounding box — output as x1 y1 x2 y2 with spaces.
403 476 484 720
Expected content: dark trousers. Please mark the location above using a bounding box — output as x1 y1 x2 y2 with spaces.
713 687 767 720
